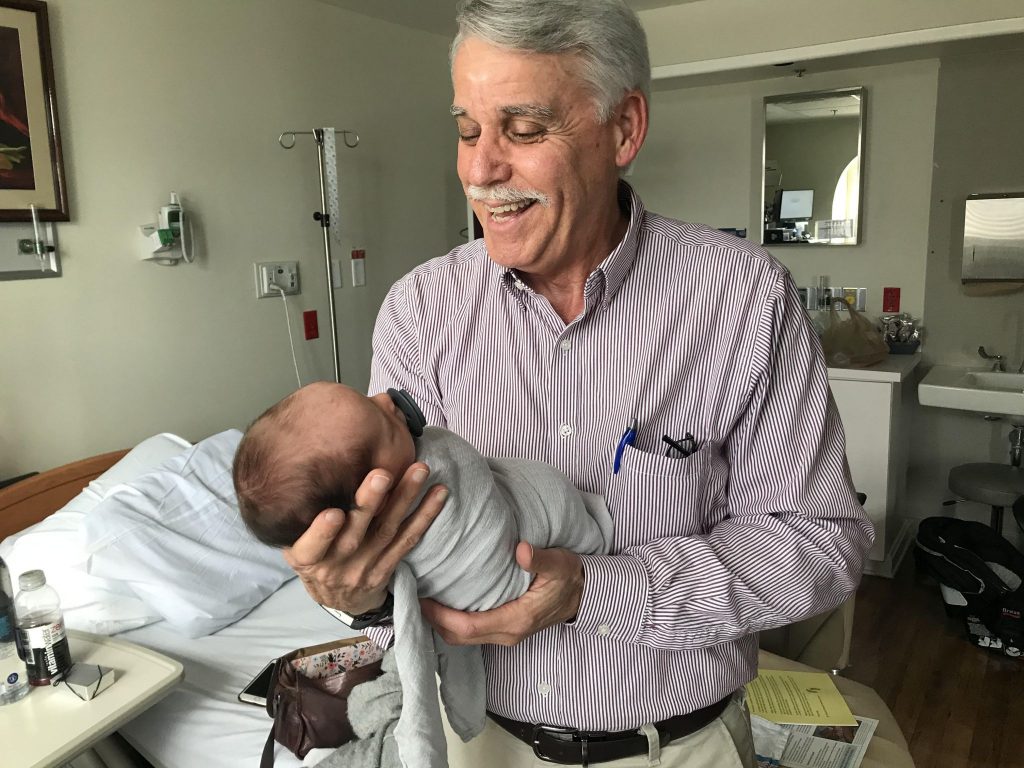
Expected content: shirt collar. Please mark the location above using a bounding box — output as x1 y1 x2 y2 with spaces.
496 180 645 307
593 180 644 307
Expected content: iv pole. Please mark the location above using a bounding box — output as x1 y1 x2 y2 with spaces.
278 128 360 383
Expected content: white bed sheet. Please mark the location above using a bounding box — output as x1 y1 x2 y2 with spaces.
116 578 363 768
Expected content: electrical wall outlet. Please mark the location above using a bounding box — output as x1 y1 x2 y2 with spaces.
254 261 300 298
883 287 900 313
302 310 319 340
841 287 866 311
351 249 366 287
798 286 826 310
826 286 866 311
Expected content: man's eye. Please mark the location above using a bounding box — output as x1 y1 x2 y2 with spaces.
510 130 544 142
458 133 480 144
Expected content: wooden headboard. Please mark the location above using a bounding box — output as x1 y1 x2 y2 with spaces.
0 450 128 541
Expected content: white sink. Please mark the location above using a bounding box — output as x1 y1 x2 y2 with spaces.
969 371 1024 392
919 366 1024 420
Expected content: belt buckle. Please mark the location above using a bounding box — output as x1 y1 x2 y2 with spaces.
532 723 585 764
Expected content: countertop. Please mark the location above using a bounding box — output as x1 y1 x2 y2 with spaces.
827 353 921 383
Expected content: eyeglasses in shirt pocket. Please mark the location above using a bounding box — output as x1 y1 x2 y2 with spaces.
604 444 720 551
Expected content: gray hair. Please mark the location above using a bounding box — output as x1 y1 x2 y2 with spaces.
451 0 650 123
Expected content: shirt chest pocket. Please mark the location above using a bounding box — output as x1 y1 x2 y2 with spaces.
604 444 721 552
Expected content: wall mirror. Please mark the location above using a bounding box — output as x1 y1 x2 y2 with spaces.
762 87 865 246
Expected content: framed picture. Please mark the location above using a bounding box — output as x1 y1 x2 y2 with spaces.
0 0 68 221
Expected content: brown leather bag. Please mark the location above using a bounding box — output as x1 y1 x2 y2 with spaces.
260 636 384 768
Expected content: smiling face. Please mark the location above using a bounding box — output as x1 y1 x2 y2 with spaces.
451 37 647 286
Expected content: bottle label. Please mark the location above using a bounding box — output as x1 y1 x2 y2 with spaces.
1 643 25 689
17 620 72 685
0 610 14 644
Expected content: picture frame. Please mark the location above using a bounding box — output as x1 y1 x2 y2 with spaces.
0 0 68 222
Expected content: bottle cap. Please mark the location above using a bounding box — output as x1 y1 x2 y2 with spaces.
19 569 46 590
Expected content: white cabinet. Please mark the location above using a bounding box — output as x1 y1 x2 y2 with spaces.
828 354 920 577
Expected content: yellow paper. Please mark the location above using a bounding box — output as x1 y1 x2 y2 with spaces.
746 669 857 726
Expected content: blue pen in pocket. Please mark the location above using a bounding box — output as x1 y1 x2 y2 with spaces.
613 419 637 474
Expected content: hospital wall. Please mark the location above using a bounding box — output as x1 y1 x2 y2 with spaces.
632 58 938 322
631 47 1024 536
0 0 465 478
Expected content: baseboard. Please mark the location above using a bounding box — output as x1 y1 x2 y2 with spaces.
862 518 916 578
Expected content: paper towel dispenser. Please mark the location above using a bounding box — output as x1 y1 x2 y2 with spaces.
962 192 1024 282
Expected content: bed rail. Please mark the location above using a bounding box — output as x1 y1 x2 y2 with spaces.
0 449 127 540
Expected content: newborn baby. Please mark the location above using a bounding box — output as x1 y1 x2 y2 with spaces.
233 382 612 768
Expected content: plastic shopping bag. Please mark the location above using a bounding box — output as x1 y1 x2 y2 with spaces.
820 300 889 369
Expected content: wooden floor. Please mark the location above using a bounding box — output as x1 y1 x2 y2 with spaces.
845 555 1024 768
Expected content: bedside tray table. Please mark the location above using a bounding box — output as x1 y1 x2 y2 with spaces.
0 629 184 768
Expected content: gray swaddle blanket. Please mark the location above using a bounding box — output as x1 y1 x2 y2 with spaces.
387 427 612 768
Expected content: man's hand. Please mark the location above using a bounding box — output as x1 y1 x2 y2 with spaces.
420 542 584 646
283 462 448 615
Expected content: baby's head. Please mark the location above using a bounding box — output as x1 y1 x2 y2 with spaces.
233 382 417 548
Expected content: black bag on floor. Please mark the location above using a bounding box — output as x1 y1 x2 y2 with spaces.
914 516 1024 658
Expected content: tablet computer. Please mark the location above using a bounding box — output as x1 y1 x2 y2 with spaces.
237 660 274 707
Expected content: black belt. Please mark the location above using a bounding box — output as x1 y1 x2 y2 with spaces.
488 696 730 765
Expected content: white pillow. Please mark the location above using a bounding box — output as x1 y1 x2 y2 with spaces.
84 429 296 639
0 433 193 635
81 432 193 507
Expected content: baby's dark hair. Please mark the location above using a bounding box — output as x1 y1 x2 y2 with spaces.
233 393 372 548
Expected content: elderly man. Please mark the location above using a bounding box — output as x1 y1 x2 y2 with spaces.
285 1 874 766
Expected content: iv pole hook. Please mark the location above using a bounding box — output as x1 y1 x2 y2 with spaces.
278 130 359 150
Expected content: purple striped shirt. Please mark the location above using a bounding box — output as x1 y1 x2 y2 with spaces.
367 183 873 731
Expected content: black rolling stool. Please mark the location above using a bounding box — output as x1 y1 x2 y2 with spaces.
948 463 1024 534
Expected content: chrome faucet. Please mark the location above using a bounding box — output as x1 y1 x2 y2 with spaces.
978 346 1006 372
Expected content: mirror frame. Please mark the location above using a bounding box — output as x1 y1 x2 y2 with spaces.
761 86 866 247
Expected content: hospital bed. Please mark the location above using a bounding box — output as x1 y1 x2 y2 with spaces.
0 433 914 768
0 432 358 768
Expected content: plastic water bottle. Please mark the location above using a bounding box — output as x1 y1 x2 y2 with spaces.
0 556 30 704
15 569 73 686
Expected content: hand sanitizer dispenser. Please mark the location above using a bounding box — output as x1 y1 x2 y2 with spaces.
139 192 195 265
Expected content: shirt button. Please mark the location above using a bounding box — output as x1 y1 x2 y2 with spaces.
559 339 572 351
597 624 611 636
537 681 551 696
559 424 573 438
514 279 526 290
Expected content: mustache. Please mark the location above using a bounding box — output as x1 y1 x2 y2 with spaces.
467 184 550 206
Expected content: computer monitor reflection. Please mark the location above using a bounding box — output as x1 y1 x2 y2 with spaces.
778 189 814 223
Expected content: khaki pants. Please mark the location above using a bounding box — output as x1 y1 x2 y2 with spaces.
444 696 755 768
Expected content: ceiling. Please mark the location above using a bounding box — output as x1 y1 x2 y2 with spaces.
766 93 862 123
653 30 1024 90
312 2 1024 88
315 0 707 37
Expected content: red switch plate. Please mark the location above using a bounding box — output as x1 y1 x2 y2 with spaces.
303 310 319 340
882 287 900 313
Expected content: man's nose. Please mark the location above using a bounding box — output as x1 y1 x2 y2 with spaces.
464 132 511 188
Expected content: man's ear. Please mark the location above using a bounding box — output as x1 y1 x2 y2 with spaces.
612 90 648 170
